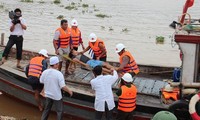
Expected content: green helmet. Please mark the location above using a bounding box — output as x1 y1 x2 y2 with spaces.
152 111 177 120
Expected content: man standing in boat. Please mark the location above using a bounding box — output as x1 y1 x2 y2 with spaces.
90 65 118 120
26 49 48 111
115 43 139 77
70 19 85 51
53 19 71 74
1 8 27 68
79 33 107 62
40 56 73 120
116 73 137 120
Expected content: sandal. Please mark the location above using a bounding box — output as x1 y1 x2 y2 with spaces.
16 65 23 69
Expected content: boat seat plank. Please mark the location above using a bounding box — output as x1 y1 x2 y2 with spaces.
134 78 146 93
151 80 167 96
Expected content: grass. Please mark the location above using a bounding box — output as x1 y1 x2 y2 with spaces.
82 4 89 8
101 26 105 29
94 9 99 12
109 27 114 31
53 0 60 4
95 13 109 18
71 2 75 5
57 15 64 20
38 0 45 3
122 28 129 32
156 36 165 44
65 5 76 10
0 4 4 9
21 0 33 2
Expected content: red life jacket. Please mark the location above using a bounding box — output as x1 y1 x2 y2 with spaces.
119 51 139 75
28 56 44 78
89 39 107 58
71 28 81 48
55 27 71 48
118 84 137 112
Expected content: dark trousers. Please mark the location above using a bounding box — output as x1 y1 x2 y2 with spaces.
2 35 23 60
116 110 133 120
95 102 113 120
41 97 63 120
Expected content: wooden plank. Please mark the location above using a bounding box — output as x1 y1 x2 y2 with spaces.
151 80 167 96
141 80 155 94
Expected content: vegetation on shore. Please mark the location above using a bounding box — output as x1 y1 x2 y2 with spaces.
156 36 165 44
20 0 33 2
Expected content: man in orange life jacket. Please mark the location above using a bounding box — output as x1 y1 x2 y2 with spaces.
53 19 71 73
79 33 107 62
26 49 48 111
115 43 139 77
70 19 85 51
116 73 137 120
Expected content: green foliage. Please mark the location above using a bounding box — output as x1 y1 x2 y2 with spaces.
156 36 165 44
82 4 89 8
122 28 129 32
95 13 109 18
53 0 60 4
38 0 45 3
71 2 75 5
65 5 76 10
0 4 4 9
57 15 64 20
21 0 33 2
109 26 114 31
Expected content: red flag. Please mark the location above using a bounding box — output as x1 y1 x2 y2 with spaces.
180 0 194 24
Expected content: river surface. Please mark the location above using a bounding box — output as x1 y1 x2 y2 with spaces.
0 0 200 118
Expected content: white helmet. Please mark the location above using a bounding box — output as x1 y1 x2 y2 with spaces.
116 43 125 53
89 33 97 42
121 73 133 82
164 84 173 92
38 49 48 57
71 19 78 26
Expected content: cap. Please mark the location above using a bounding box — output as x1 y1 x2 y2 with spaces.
164 84 173 92
71 19 78 26
116 43 125 53
152 111 177 120
50 56 59 65
38 49 48 57
89 33 97 42
121 73 133 82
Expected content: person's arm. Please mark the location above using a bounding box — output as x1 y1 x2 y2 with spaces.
39 71 46 83
59 73 73 97
109 69 119 84
79 32 85 50
53 31 60 55
19 18 27 30
62 86 73 97
10 24 15 32
116 55 130 72
96 42 106 60
42 60 48 71
79 46 90 55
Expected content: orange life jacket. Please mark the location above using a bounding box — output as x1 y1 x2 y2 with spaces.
55 27 71 48
89 39 107 58
118 84 137 112
119 51 139 75
71 28 81 48
162 89 179 101
28 56 44 78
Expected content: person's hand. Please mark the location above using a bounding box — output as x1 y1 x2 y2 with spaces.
16 19 21 24
96 57 100 60
55 50 59 55
82 46 85 50
69 91 73 97
12 20 17 25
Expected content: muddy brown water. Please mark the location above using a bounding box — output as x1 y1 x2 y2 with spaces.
0 0 200 119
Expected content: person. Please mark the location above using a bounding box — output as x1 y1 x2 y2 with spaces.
53 19 71 73
70 19 85 51
115 43 139 77
1 8 27 68
79 33 107 62
90 66 118 120
152 111 177 120
116 73 137 120
70 50 115 74
26 49 48 111
40 56 73 120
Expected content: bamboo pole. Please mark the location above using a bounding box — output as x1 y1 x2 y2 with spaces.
1 33 4 46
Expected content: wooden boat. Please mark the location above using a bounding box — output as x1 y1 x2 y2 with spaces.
0 45 175 120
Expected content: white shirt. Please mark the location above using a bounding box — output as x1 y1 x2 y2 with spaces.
9 17 26 36
90 70 118 111
40 68 66 100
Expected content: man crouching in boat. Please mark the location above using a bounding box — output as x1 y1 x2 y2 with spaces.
25 49 48 111
115 43 139 77
69 49 116 74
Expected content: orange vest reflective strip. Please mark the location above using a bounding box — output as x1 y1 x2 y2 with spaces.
89 39 107 58
162 90 179 101
71 28 81 48
55 27 71 48
118 84 137 112
28 56 44 78
119 51 139 75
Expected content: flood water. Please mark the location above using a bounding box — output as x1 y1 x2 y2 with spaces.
0 0 200 118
